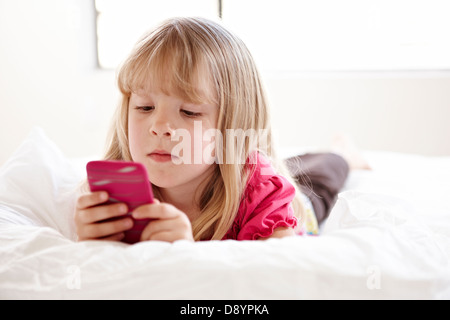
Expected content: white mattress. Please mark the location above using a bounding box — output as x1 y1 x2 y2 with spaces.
1 127 449 299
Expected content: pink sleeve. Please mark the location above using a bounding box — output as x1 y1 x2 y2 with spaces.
237 175 298 240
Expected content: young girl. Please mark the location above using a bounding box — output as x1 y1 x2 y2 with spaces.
75 17 361 242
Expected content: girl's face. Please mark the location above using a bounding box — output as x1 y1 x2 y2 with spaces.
127 84 219 195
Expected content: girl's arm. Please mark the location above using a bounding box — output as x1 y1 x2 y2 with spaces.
257 227 295 240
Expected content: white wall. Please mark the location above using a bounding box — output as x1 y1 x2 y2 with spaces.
0 0 117 164
1 0 450 166
265 72 450 156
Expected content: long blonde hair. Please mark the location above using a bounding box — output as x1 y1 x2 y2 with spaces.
104 17 304 240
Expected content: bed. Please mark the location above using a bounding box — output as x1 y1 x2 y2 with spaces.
1 127 449 299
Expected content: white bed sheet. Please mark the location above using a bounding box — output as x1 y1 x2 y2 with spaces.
0 127 449 299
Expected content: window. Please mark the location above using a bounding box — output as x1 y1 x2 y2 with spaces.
95 0 450 71
95 0 219 69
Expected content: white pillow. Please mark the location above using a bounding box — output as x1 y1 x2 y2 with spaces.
0 127 85 240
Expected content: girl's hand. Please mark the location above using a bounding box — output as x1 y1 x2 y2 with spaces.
132 200 194 243
75 191 133 241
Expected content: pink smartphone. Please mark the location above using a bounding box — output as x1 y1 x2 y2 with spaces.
86 160 154 244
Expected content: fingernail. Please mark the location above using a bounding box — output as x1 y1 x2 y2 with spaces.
124 219 133 228
120 204 128 214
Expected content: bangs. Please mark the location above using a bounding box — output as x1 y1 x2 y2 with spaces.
117 21 217 105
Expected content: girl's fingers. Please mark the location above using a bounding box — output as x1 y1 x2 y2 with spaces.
137 204 193 242
140 218 178 241
77 202 129 224
76 191 109 210
78 217 133 240
142 230 177 243
132 202 177 220
99 232 125 242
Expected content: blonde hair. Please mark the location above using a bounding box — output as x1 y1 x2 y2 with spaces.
104 17 304 240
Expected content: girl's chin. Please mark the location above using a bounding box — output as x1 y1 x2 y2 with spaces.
148 174 183 189
148 179 174 189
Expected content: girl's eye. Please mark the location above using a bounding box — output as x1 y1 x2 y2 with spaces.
136 106 154 112
181 109 201 117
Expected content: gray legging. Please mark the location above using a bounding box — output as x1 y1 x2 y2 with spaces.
285 153 349 223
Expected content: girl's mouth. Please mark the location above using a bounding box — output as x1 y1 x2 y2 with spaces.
147 150 177 163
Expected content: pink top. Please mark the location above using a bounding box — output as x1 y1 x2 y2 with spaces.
222 153 298 240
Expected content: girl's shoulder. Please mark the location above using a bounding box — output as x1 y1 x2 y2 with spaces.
223 152 297 240
244 152 289 193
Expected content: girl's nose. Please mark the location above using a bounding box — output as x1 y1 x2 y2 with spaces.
151 125 173 137
150 114 175 138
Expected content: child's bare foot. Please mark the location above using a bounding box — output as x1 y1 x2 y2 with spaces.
331 133 372 170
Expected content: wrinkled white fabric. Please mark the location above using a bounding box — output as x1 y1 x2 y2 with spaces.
0 128 449 299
